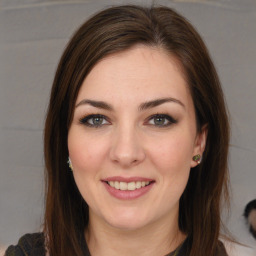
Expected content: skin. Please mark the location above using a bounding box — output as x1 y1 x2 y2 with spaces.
68 45 207 256
248 209 256 230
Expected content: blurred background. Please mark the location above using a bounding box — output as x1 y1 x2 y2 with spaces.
1 0 255 254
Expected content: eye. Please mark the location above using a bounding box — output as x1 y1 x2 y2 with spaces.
147 114 177 127
79 114 110 127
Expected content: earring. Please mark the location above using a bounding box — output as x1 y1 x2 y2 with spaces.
193 154 201 164
67 157 73 171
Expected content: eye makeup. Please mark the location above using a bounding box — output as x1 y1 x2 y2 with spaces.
78 112 178 129
79 114 110 128
146 114 178 128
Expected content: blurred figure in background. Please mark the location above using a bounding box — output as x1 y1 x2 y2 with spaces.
244 199 256 240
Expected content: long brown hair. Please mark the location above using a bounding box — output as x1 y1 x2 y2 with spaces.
44 5 230 256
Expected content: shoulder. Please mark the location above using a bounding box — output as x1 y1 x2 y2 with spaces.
5 233 46 256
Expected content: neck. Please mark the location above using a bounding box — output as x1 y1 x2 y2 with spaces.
85 210 186 256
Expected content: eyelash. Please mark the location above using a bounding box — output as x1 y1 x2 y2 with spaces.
79 114 177 128
146 114 177 127
79 114 110 128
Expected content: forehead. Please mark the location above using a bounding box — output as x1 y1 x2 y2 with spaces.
76 45 191 107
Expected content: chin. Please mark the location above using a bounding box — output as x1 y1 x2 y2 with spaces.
104 210 150 231
108 219 147 231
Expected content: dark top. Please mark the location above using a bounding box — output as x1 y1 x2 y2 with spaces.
5 232 228 256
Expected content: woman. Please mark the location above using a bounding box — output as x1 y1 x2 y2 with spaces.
5 4 230 256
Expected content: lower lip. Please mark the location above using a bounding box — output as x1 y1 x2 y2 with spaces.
102 182 154 200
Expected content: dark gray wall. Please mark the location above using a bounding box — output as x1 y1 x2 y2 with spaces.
1 0 256 254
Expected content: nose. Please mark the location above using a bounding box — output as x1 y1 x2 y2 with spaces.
109 125 146 168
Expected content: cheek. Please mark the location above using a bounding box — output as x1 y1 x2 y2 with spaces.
68 131 109 175
67 132 109 205
149 133 194 176
145 134 193 216
68 133 105 167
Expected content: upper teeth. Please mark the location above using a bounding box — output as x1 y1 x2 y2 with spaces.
108 181 150 191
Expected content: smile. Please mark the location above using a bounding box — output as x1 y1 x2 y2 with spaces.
107 181 151 191
102 177 155 200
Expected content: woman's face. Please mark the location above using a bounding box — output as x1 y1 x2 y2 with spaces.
68 45 206 230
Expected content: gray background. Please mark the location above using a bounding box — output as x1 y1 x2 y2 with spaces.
1 0 256 254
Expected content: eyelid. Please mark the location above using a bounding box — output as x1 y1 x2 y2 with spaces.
79 114 110 127
146 113 178 127
78 113 177 128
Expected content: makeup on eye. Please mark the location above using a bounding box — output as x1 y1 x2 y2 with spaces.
78 113 178 128
79 114 110 127
146 114 178 127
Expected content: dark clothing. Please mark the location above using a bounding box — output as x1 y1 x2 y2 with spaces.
5 232 228 256
5 233 46 256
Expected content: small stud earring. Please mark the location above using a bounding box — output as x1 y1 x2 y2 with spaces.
193 154 201 164
67 157 73 171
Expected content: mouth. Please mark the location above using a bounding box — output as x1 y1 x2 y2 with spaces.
105 180 153 191
102 177 155 199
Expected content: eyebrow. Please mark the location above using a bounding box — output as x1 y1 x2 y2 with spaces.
75 97 185 111
76 99 113 110
139 97 185 111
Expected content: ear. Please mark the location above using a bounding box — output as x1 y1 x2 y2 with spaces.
190 124 208 168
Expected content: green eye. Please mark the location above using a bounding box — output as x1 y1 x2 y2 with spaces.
79 114 109 127
91 116 104 126
148 114 177 127
153 116 168 126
